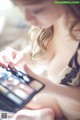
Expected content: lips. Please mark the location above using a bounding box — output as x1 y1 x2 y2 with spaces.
29 22 38 26
27 21 41 27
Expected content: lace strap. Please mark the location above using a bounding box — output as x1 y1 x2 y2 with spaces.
68 43 80 70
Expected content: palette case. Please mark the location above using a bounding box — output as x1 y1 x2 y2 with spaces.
0 66 45 113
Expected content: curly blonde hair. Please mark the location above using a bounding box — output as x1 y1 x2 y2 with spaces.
29 5 80 61
29 26 54 61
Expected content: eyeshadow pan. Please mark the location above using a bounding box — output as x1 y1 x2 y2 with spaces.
8 77 14 81
2 77 20 89
23 76 30 82
7 93 22 104
2 79 14 89
13 79 20 85
0 85 8 93
0 72 8 81
8 77 20 85
13 88 29 100
17 71 23 77
29 80 43 91
19 83 34 93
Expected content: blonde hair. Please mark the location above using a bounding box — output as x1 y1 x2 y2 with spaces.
29 26 54 61
29 22 80 61
70 20 80 41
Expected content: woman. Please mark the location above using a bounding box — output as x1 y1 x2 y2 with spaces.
0 0 80 120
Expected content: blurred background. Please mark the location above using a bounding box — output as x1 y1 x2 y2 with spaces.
0 0 31 51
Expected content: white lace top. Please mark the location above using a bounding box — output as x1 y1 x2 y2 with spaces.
55 43 80 86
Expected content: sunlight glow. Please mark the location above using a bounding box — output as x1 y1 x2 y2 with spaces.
0 0 13 10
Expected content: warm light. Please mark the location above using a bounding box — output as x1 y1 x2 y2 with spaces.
0 0 13 10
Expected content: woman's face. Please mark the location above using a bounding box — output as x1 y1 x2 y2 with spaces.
15 0 66 28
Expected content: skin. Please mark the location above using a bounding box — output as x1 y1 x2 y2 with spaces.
19 1 65 28
0 0 80 120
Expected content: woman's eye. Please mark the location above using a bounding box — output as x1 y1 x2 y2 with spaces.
33 8 45 14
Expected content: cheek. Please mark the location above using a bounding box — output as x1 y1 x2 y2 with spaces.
37 16 53 28
38 13 57 27
40 7 64 26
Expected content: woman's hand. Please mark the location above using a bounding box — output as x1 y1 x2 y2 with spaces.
23 64 56 93
13 108 54 120
0 46 31 68
0 47 18 68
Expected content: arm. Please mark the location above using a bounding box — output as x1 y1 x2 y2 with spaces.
24 64 80 105
48 82 80 105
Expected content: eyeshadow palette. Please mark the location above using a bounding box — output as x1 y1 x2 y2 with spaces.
0 66 45 113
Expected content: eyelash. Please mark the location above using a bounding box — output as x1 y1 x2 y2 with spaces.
33 8 45 14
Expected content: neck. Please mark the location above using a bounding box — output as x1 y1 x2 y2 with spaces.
53 11 76 37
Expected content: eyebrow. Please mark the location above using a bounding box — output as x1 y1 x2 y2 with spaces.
11 0 46 5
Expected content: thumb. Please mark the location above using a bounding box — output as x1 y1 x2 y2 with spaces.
9 52 25 68
23 64 50 86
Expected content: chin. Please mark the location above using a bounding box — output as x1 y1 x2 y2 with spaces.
40 24 53 29
31 23 52 29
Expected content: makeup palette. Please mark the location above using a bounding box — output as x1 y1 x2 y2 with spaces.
0 66 45 113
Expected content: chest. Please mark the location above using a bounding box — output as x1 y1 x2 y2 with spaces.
47 39 79 82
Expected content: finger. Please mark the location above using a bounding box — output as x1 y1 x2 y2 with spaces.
2 48 22 67
0 54 16 69
24 64 47 84
13 52 24 65
5 47 17 59
7 52 25 69
23 64 55 94
7 53 23 69
24 64 35 76
13 108 54 120
0 48 17 65
0 62 8 68
0 57 8 68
